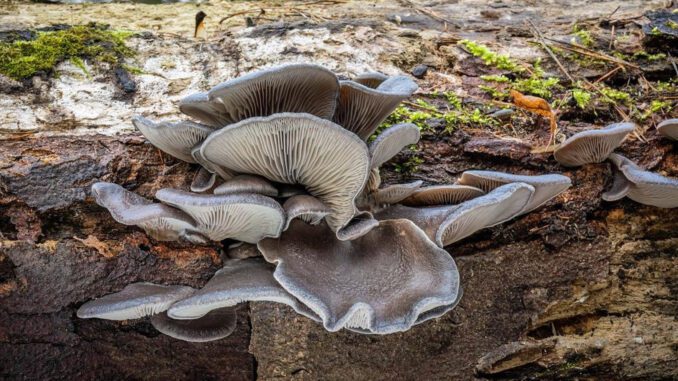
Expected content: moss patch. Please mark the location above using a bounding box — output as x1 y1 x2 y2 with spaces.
459 39 524 73
0 23 134 80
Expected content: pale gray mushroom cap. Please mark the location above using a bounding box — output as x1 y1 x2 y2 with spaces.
369 123 421 169
602 153 634 202
334 211 379 241
179 92 230 128
332 76 418 140
456 170 571 213
436 182 534 247
155 189 285 243
191 167 217 193
168 258 319 322
132 116 214 163
213 175 278 197
180 64 339 127
191 146 235 181
91 182 205 243
606 153 678 208
656 118 678 140
200 113 371 239
401 185 485 207
553 122 635 167
374 204 460 244
282 195 332 230
354 72 388 88
77 283 195 320
258 219 460 334
363 181 423 208
150 307 237 343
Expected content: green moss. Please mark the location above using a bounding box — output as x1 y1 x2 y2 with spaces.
394 155 424 174
0 23 135 80
69 56 91 79
599 87 632 105
458 39 523 73
572 25 595 47
513 76 560 99
480 74 510 83
444 92 462 109
572 88 592 109
121 64 144 75
632 51 667 61
650 26 662 36
666 20 678 30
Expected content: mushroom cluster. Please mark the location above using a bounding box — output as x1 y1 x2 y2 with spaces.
80 64 673 342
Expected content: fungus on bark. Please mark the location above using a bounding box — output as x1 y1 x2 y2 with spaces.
553 122 635 167
401 185 484 207
150 307 237 342
604 153 678 208
212 175 278 197
369 123 421 169
656 118 678 140
132 116 213 163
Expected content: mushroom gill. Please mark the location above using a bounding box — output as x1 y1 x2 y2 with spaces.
553 122 635 167
605 153 678 208
132 116 214 163
656 118 678 140
150 307 237 343
401 185 485 207
369 123 421 169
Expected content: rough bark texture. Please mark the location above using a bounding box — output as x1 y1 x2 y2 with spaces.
1 0 677 380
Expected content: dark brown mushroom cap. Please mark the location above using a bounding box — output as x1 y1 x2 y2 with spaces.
150 307 237 342
191 167 217 193
456 170 571 213
258 219 460 334
155 189 285 243
369 123 421 169
401 185 485 207
606 153 678 208
332 76 418 140
553 122 635 167
168 258 319 322
179 64 339 127
77 283 195 320
354 72 388 88
200 113 371 239
91 182 206 243
132 116 214 163
436 183 534 247
282 195 332 230
656 118 678 140
213 175 278 197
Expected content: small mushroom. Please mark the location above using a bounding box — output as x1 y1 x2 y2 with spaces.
605 153 678 208
155 189 285 243
191 146 235 181
374 204 459 243
369 123 421 169
334 211 379 241
77 283 195 320
436 183 534 247
553 122 635 167
213 175 278 197
353 72 388 88
168 258 318 321
191 167 217 193
602 153 634 202
282 195 332 230
258 219 460 334
200 113 371 239
361 180 423 208
150 307 237 342
91 182 206 243
656 118 678 140
401 185 485 207
132 116 214 163
332 75 418 140
180 64 339 127
456 170 571 213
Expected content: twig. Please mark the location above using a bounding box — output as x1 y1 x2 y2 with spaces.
528 20 574 83
669 52 678 77
543 37 640 70
594 65 622 84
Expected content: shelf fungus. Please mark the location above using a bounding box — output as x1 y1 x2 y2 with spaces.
603 153 678 208
83 64 583 342
553 122 635 167
656 118 678 140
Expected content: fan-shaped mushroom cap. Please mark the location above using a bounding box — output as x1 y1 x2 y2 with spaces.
155 189 285 243
200 113 371 239
213 175 278 197
77 283 195 320
332 76 418 140
179 92 230 128
132 116 213 163
401 185 485 207
168 258 318 321
553 122 635 167
150 307 237 343
334 211 379 241
180 64 339 127
436 183 534 247
258 219 460 334
414 287 464 326
374 204 459 243
91 182 205 243
606 153 678 208
191 146 235 181
191 167 217 193
369 123 421 169
657 118 678 140
456 171 571 213
227 243 262 259
363 181 423 207
282 195 332 230
354 72 388 88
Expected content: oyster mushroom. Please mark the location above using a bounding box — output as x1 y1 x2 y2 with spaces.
360 181 423 209
282 195 332 230
200 113 372 240
333 75 418 140
456 170 571 213
354 72 388 88
191 146 235 181
258 219 460 334
151 307 237 342
179 64 339 127
369 123 421 169
155 189 285 243
132 116 214 163
604 153 678 208
401 185 485 207
213 175 278 197
77 283 195 320
553 122 635 167
190 167 217 193
656 118 678 140
168 258 318 321
91 182 206 243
